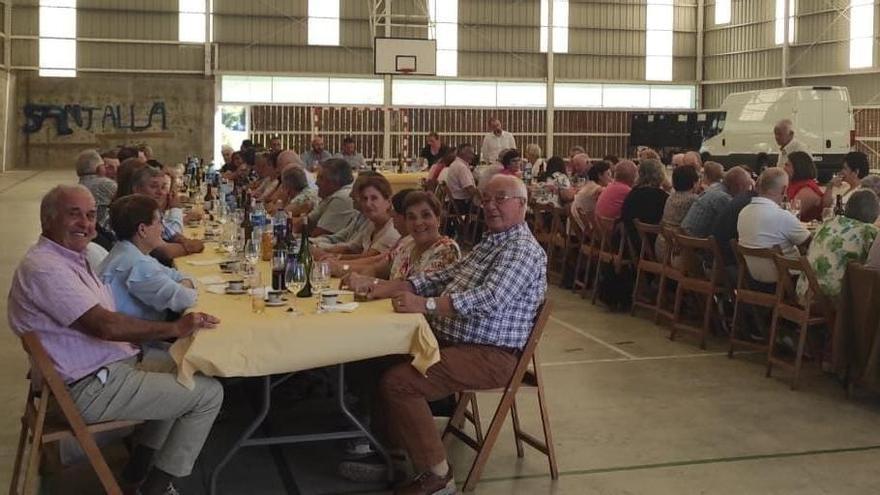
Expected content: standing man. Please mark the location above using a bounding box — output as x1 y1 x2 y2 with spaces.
269 135 283 154
301 135 333 172
480 116 516 164
774 119 808 168
335 136 367 170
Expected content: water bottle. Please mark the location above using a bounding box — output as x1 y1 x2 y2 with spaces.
523 161 533 185
273 207 288 246
251 200 266 229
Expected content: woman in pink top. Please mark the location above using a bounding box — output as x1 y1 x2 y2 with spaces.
594 160 638 220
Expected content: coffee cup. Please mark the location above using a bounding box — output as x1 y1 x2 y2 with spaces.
227 280 245 291
267 290 283 303
321 292 339 306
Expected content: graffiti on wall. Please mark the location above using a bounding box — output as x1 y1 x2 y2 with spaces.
22 101 168 135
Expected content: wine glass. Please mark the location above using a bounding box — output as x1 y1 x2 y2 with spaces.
821 207 834 222
285 261 307 295
311 261 331 295
244 236 260 273
790 198 802 220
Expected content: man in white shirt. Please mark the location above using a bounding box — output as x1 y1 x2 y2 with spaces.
445 144 481 212
480 117 516 164
774 119 808 168
737 168 811 283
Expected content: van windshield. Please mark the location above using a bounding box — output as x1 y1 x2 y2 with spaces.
701 111 726 140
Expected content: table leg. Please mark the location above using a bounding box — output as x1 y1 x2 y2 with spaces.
335 364 394 484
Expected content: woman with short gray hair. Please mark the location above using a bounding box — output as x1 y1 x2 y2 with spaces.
799 189 880 302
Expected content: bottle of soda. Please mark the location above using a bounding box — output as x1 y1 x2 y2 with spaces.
296 216 313 298
271 246 287 291
834 194 845 216
273 206 288 248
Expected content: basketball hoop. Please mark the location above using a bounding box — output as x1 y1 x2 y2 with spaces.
398 68 415 76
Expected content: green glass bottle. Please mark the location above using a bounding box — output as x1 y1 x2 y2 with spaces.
296 216 313 298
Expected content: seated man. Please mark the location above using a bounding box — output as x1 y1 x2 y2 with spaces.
737 168 811 284
76 149 117 230
301 158 358 237
445 143 481 213
312 172 380 249
681 165 752 238
99 194 198 322
362 175 546 494
129 165 204 259
7 185 222 495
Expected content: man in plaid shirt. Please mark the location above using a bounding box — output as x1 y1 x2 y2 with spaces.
361 174 546 495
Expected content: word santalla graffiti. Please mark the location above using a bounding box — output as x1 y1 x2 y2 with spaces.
23 101 168 135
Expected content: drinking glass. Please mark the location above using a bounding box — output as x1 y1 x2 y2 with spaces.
790 198 802 220
244 236 260 273
250 271 265 314
821 207 834 221
285 261 307 295
311 261 331 295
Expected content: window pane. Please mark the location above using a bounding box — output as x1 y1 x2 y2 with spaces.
309 0 339 19
646 2 673 31
42 0 75 7
715 0 731 24
603 85 650 108
540 0 568 53
446 81 496 107
497 82 546 108
554 83 603 108
272 77 329 104
329 78 384 105
851 5 874 38
646 30 673 56
645 55 673 81
221 76 272 103
309 17 340 46
39 68 76 77
775 0 796 44
650 86 695 109
392 79 445 106
850 37 873 69
435 23 458 50
436 49 457 77
179 0 205 14
40 7 76 39
179 12 206 43
39 38 76 70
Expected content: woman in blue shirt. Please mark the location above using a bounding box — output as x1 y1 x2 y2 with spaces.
99 194 198 321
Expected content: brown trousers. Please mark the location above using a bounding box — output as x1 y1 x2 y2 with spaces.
378 344 518 471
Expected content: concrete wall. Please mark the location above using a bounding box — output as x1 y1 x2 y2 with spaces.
12 72 214 169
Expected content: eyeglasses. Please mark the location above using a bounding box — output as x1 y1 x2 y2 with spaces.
483 194 526 205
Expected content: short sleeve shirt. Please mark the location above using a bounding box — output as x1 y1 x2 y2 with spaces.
737 197 812 283
445 159 476 200
308 184 357 234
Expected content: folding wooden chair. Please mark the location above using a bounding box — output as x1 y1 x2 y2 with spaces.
460 202 485 250
767 254 836 390
729 242 781 358
572 212 599 299
669 234 725 349
546 207 577 285
631 220 663 318
654 223 684 324
9 332 141 495
442 303 557 492
528 202 556 252
591 216 633 305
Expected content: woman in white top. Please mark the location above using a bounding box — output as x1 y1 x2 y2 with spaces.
822 151 870 209
533 156 571 207
571 160 613 232
525 143 546 178
316 174 400 260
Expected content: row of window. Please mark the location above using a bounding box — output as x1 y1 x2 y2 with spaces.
220 75 696 110
715 0 874 69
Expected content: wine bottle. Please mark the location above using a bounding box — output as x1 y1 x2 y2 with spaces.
296 216 313 298
241 195 253 241
834 194 845 216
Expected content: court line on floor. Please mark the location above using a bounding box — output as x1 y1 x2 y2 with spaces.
540 351 758 367
0 170 45 195
548 316 638 359
475 443 880 485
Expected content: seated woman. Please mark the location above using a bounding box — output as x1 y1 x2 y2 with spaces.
656 165 699 259
533 156 571 208
314 174 400 260
571 160 612 233
798 189 880 304
822 151 870 209
342 191 460 288
621 158 669 251
99 194 198 322
499 148 522 177
266 165 318 217
784 151 823 222
425 151 456 193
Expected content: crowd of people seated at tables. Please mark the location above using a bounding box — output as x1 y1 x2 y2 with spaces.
11 113 880 495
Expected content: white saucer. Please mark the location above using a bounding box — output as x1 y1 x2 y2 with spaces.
265 299 287 307
225 288 247 295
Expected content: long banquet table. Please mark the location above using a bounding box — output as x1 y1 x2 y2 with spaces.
169 237 440 494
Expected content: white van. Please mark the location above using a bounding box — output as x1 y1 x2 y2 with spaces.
700 86 854 178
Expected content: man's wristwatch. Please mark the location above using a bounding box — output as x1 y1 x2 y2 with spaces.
425 297 437 314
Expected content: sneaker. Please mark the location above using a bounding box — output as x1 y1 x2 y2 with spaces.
344 438 376 458
393 468 456 495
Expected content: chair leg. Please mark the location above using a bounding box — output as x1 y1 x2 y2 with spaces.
442 393 473 448
23 390 50 495
534 360 559 481
461 389 519 492
729 300 742 358
581 255 594 300
766 311 781 378
9 416 29 495
700 293 712 350
670 285 684 341
655 274 667 324
572 249 585 294
591 259 603 305
630 267 644 316
468 394 484 446
791 320 810 391
509 398 525 459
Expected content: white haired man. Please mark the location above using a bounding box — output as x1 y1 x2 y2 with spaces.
76 149 117 229
774 118 808 168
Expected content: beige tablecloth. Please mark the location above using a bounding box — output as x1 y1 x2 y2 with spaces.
381 172 427 193
169 246 440 389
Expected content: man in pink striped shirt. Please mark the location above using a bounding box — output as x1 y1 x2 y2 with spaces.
7 184 222 495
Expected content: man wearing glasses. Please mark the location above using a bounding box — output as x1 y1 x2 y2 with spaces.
363 175 546 494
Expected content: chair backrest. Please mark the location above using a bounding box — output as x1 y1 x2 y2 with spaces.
658 223 682 267
509 301 553 388
596 216 628 258
772 254 833 317
549 207 571 240
633 219 661 263
435 181 448 204
732 241 780 291
673 233 724 284
529 202 556 237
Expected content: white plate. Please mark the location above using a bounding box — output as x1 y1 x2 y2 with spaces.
265 299 287 307
225 288 247 295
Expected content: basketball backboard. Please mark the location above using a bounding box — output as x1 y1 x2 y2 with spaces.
374 37 437 76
